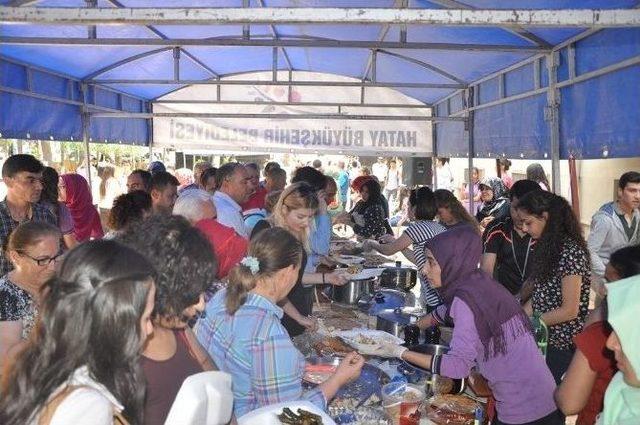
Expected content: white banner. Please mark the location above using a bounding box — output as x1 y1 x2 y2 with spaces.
153 72 432 156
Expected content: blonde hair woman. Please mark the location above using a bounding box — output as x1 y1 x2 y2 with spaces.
251 182 348 337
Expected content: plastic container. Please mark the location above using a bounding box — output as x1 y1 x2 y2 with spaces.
381 382 426 425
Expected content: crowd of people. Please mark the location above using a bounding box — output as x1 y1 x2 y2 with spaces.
0 151 637 425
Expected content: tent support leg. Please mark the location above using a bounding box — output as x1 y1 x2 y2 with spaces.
80 83 92 190
466 87 475 214
547 52 561 194
431 106 438 189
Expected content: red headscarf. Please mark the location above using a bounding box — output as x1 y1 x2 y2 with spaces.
350 175 377 192
61 174 104 242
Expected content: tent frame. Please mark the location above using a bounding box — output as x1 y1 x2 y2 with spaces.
2 7 639 27
433 23 640 193
1 4 639 194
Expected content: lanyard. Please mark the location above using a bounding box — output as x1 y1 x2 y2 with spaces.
511 230 533 281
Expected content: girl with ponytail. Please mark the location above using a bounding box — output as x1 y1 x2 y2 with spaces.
516 190 591 385
0 240 155 425
196 227 364 418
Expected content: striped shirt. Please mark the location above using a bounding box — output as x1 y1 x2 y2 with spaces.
195 290 326 417
403 220 447 308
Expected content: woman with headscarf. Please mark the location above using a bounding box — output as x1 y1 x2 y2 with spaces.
596 274 640 424
476 176 510 229
59 173 104 242
367 226 561 425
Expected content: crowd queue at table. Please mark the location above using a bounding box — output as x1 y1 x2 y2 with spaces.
0 152 638 425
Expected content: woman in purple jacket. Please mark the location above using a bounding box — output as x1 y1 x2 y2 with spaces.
373 226 561 425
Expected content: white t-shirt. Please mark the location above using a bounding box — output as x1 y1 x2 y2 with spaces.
372 163 388 183
213 191 249 239
98 177 123 210
386 169 400 190
36 366 123 425
435 163 455 192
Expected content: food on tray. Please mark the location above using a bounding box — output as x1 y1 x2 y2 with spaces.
336 330 402 354
278 407 324 425
313 337 353 356
362 254 389 268
303 371 333 385
382 385 425 425
430 394 479 412
432 376 454 395
354 333 378 345
329 392 381 410
427 394 479 425
346 264 364 274
339 245 365 256
319 317 362 331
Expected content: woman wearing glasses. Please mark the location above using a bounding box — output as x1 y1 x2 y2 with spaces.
0 221 61 370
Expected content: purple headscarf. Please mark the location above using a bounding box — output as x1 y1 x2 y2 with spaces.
425 225 531 359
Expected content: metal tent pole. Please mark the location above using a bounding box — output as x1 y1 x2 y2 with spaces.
80 83 92 190
466 87 475 214
431 106 438 189
2 7 639 27
546 53 561 193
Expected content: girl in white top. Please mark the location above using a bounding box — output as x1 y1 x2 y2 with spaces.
0 240 156 425
98 165 123 211
434 157 455 192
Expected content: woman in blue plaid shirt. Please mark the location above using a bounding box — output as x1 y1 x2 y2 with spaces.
196 227 364 417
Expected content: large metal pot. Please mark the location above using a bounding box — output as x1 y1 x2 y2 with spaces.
331 276 376 305
410 343 450 357
403 344 466 394
375 307 426 338
379 261 417 292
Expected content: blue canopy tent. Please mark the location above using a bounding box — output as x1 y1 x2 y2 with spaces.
0 1 639 192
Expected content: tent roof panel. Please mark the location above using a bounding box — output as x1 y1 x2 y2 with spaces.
97 49 212 82
0 2 637 107
0 45 158 79
406 25 536 46
104 83 185 99
524 28 585 45
388 49 533 83
278 47 370 78
375 52 460 84
181 46 278 76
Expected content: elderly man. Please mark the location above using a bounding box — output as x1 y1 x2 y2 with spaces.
173 190 248 279
179 161 212 194
213 163 251 238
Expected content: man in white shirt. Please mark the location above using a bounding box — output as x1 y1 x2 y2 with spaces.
371 157 388 184
212 163 252 239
